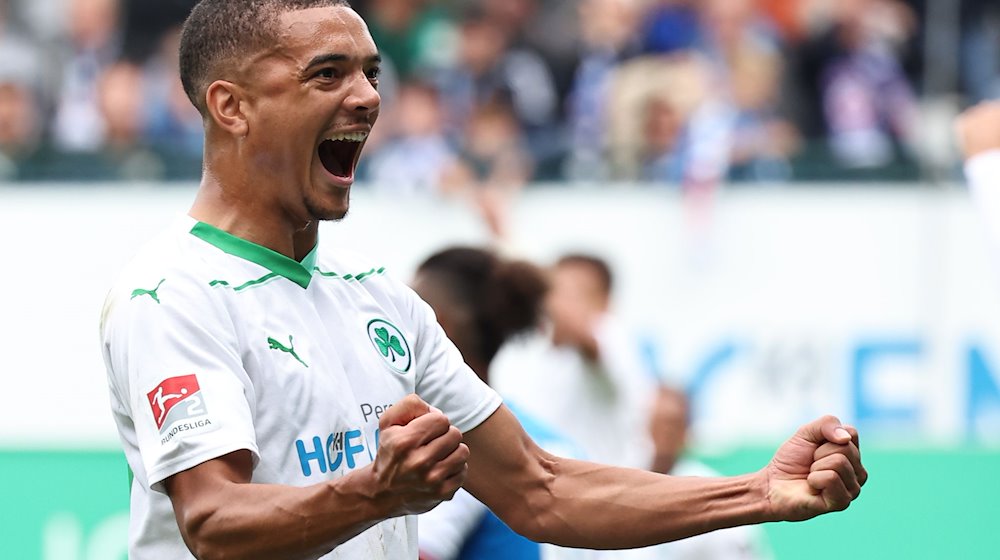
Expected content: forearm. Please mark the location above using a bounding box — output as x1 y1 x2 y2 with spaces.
509 457 771 549
465 407 773 550
173 467 391 560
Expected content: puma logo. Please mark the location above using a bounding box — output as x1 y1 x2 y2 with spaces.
268 335 309 368
131 279 166 304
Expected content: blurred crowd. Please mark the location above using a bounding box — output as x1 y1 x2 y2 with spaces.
0 0 998 185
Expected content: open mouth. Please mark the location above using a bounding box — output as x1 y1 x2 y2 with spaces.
318 132 367 179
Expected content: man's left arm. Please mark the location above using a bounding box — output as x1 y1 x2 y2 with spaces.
463 405 866 549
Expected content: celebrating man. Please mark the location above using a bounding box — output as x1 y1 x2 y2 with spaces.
101 1 866 558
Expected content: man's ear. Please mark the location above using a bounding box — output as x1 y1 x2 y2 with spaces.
205 80 249 137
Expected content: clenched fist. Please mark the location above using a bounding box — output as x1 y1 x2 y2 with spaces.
763 416 868 521
370 395 470 517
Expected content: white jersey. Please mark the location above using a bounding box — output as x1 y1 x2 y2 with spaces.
491 317 655 469
100 216 502 560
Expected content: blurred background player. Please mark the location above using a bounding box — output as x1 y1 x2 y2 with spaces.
957 100 1000 248
493 254 657 470
412 247 592 560
645 387 773 560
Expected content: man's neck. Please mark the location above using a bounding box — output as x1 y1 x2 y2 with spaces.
189 176 319 262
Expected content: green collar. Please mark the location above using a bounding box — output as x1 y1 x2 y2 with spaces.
190 222 318 289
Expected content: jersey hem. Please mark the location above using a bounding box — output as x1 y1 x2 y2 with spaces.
147 440 260 493
450 392 503 434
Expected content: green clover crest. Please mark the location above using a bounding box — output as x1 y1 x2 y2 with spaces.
374 326 406 362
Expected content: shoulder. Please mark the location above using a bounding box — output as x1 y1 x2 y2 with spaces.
101 219 228 334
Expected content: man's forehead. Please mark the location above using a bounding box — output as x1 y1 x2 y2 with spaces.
273 6 378 62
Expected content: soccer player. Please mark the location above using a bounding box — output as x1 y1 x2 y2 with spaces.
410 247 590 560
493 254 658 470
100 2 867 559
645 387 772 560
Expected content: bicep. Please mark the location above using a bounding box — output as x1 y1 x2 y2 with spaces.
164 450 254 541
462 405 555 536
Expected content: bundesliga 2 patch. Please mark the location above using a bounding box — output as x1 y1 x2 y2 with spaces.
147 374 215 444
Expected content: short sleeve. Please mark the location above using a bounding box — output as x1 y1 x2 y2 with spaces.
401 283 502 433
102 272 259 492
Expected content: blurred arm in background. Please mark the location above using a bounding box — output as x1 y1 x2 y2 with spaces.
957 101 1000 248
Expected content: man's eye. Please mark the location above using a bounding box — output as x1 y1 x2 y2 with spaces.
366 67 381 80
315 68 337 80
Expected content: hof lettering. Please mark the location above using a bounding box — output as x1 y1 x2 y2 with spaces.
295 428 379 477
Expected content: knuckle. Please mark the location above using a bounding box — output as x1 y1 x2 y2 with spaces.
831 453 851 470
413 454 436 473
426 413 450 432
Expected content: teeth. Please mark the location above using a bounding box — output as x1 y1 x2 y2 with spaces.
326 131 368 143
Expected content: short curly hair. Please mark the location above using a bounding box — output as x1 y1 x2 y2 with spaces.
179 0 352 117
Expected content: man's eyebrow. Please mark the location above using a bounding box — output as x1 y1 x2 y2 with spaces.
304 53 348 70
304 53 382 70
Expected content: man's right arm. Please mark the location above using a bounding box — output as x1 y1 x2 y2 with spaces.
164 396 469 560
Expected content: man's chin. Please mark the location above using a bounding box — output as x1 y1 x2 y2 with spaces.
304 195 350 222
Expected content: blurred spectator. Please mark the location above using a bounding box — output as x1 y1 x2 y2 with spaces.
758 0 808 42
412 247 590 560
697 0 798 181
437 5 558 154
0 0 45 92
456 99 533 240
363 81 466 195
960 0 1000 103
120 0 197 63
142 26 204 158
608 54 732 189
646 387 773 560
564 0 644 181
0 0 985 182
51 0 122 152
492 254 657 470
479 0 580 104
0 1 45 175
361 0 456 80
641 0 701 54
796 0 920 169
0 81 42 177
96 62 143 152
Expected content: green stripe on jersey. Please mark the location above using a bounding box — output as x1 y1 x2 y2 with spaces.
190 222 318 289
210 273 281 292
314 266 386 282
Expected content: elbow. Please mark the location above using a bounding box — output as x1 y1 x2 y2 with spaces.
176 504 229 560
496 460 561 544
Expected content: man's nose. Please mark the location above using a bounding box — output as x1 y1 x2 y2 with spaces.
346 73 380 115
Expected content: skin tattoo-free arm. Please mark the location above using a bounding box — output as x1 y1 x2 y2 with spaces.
164 396 467 560
463 404 866 549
